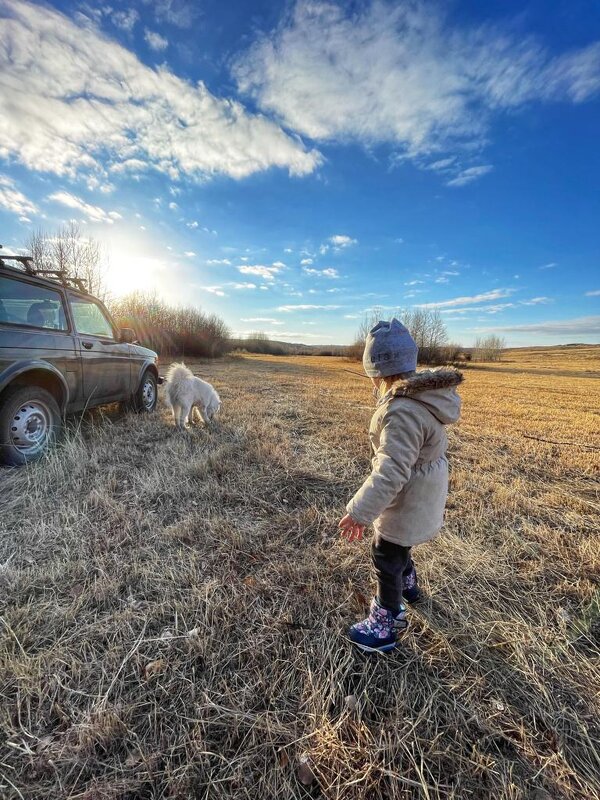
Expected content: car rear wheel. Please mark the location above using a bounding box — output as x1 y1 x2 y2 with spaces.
132 370 158 413
0 385 62 466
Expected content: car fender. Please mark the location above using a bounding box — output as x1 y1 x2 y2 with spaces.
134 359 159 389
0 360 70 408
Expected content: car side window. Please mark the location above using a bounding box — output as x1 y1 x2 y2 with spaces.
70 297 115 338
0 275 68 330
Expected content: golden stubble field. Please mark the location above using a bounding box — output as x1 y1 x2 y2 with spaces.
0 346 598 800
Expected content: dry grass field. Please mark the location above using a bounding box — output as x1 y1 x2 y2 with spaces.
1 346 599 800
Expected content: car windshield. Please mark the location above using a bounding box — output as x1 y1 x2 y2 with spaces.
0 275 68 330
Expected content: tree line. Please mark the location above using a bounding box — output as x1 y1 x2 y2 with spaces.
20 226 505 362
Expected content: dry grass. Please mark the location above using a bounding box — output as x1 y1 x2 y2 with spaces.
1 347 599 800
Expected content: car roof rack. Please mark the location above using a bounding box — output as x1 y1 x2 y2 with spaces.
0 245 89 293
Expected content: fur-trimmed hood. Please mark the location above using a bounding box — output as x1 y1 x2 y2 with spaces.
379 368 463 425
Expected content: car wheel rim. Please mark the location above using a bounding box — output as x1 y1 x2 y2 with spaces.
10 400 52 454
142 379 156 410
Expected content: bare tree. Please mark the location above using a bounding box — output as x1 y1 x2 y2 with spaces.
109 291 230 358
349 307 450 365
26 222 107 298
474 334 506 361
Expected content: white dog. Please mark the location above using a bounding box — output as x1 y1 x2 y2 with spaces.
165 362 221 430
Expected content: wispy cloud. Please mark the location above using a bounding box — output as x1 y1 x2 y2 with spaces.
241 317 284 324
303 267 339 278
539 262 557 270
477 316 600 336
329 234 357 248
231 282 257 290
319 234 358 255
418 288 515 309
144 29 168 51
143 0 197 29
238 264 281 281
199 285 226 297
0 174 38 217
207 258 231 265
520 296 553 305
235 1 600 181
111 9 139 32
47 191 121 224
277 303 342 312
0 0 321 183
446 165 493 187
585 290 600 296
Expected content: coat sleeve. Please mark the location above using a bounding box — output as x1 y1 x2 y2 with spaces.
346 404 424 526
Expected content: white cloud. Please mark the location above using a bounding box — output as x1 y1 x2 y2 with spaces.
47 191 120 223
186 221 199 229
142 0 196 29
446 165 493 187
418 288 515 309
303 267 339 278
330 234 357 248
112 9 139 32
184 251 196 257
235 1 600 178
405 280 423 286
0 1 321 183
300 258 313 265
0 174 38 217
539 262 557 270
272 260 286 268
238 264 281 280
144 29 168 51
241 317 284 324
232 282 257 290
277 303 342 312
585 289 600 296
478 316 600 336
520 296 553 305
199 285 226 297
169 202 178 210
207 258 231 265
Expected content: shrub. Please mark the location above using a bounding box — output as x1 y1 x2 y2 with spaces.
109 292 230 358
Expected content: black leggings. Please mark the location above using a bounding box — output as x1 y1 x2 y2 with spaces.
371 535 413 613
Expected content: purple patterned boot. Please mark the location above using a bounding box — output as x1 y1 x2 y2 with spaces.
349 597 408 653
402 563 421 604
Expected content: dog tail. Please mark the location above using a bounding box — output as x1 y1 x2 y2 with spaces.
165 362 193 407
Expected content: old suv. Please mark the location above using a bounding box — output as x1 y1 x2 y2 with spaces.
0 251 160 466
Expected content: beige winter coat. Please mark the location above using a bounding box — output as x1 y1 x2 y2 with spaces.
346 369 463 546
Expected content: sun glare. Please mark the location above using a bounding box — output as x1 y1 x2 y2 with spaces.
105 253 171 298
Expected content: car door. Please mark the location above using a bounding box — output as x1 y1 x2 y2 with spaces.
68 293 132 404
0 273 81 406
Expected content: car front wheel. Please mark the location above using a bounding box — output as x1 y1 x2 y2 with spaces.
0 385 62 466
132 370 158 413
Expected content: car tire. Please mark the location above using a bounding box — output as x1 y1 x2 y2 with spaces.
0 385 63 466
132 370 158 413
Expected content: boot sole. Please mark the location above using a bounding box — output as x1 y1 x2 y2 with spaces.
350 639 397 653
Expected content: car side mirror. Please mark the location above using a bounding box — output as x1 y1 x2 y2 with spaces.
119 327 136 343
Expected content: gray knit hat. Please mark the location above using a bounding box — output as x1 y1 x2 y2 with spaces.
362 318 418 377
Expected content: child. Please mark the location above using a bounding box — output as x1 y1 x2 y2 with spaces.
338 319 463 652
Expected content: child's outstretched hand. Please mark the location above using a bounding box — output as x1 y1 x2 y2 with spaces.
338 513 366 542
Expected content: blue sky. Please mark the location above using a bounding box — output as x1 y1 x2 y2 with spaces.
0 0 599 346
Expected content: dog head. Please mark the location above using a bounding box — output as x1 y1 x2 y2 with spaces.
206 398 221 421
